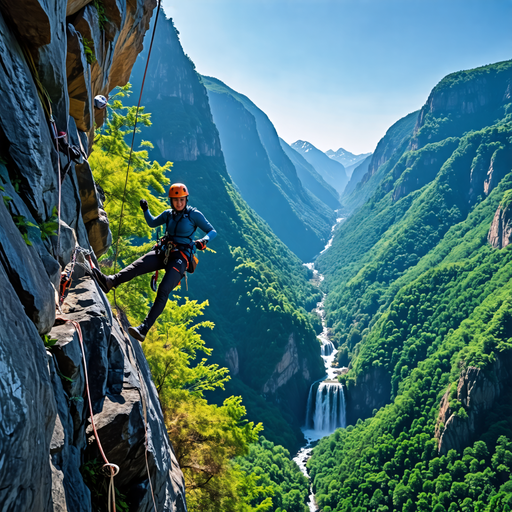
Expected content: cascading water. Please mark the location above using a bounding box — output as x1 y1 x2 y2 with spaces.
301 297 347 441
293 215 346 511
306 381 346 433
321 340 335 356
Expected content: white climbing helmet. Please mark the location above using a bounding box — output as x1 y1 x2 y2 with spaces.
94 95 108 109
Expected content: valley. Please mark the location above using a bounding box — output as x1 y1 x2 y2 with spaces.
0 2 510 512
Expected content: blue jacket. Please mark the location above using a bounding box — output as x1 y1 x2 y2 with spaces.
144 206 217 248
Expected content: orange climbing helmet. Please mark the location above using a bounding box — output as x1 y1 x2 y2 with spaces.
168 183 189 198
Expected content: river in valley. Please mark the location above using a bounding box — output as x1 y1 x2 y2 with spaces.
293 217 347 512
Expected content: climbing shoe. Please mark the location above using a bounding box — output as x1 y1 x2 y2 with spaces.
92 268 114 294
128 324 148 342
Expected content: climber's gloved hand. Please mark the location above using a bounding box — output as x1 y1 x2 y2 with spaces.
140 199 148 212
194 239 208 251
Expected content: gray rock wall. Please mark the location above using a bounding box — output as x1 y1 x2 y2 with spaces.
435 354 512 455
0 0 186 510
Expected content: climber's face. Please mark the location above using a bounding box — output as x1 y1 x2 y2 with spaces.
171 196 187 212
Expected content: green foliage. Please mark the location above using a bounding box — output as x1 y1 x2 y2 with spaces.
11 214 37 245
82 38 96 65
414 60 512 149
41 334 58 349
80 459 129 512
91 92 310 512
90 84 172 243
310 60 512 512
308 431 512 512
92 0 108 30
129 31 326 448
38 206 59 240
235 437 310 512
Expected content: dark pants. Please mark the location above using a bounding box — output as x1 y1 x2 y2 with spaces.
112 249 187 331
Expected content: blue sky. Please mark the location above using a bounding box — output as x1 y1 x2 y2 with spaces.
161 0 512 154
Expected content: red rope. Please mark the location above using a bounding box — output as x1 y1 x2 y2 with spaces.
64 318 119 511
113 0 162 276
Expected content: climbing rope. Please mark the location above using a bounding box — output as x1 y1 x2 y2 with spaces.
137 365 158 512
60 216 158 512
112 0 162 279
60 318 120 512
52 3 162 508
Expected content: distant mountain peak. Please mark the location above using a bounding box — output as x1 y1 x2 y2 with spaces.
292 140 317 153
291 140 348 194
326 147 372 168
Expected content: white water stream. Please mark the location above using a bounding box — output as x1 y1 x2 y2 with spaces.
292 216 347 512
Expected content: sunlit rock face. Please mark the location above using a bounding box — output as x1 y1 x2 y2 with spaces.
435 354 512 455
129 10 223 162
0 1 187 510
411 63 512 152
488 203 512 249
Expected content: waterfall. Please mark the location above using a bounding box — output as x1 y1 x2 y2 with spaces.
321 340 335 356
305 381 346 434
302 290 347 440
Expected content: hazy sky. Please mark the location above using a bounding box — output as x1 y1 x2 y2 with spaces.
161 0 512 154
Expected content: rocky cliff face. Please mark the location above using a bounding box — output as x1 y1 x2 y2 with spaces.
412 61 512 151
129 14 222 163
342 110 419 212
435 352 512 455
344 366 391 425
0 1 186 510
364 111 419 181
488 200 512 249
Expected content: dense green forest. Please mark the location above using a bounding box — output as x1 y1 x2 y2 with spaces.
235 437 311 512
127 10 325 451
309 60 512 511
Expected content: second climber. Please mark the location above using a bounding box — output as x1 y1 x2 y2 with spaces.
92 182 216 341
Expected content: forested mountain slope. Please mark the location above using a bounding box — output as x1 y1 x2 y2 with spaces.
310 60 512 511
202 75 334 261
129 10 325 449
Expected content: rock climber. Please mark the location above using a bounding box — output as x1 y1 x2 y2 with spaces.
92 183 216 341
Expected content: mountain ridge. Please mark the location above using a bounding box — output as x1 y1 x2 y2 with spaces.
201 74 334 261
292 140 349 194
